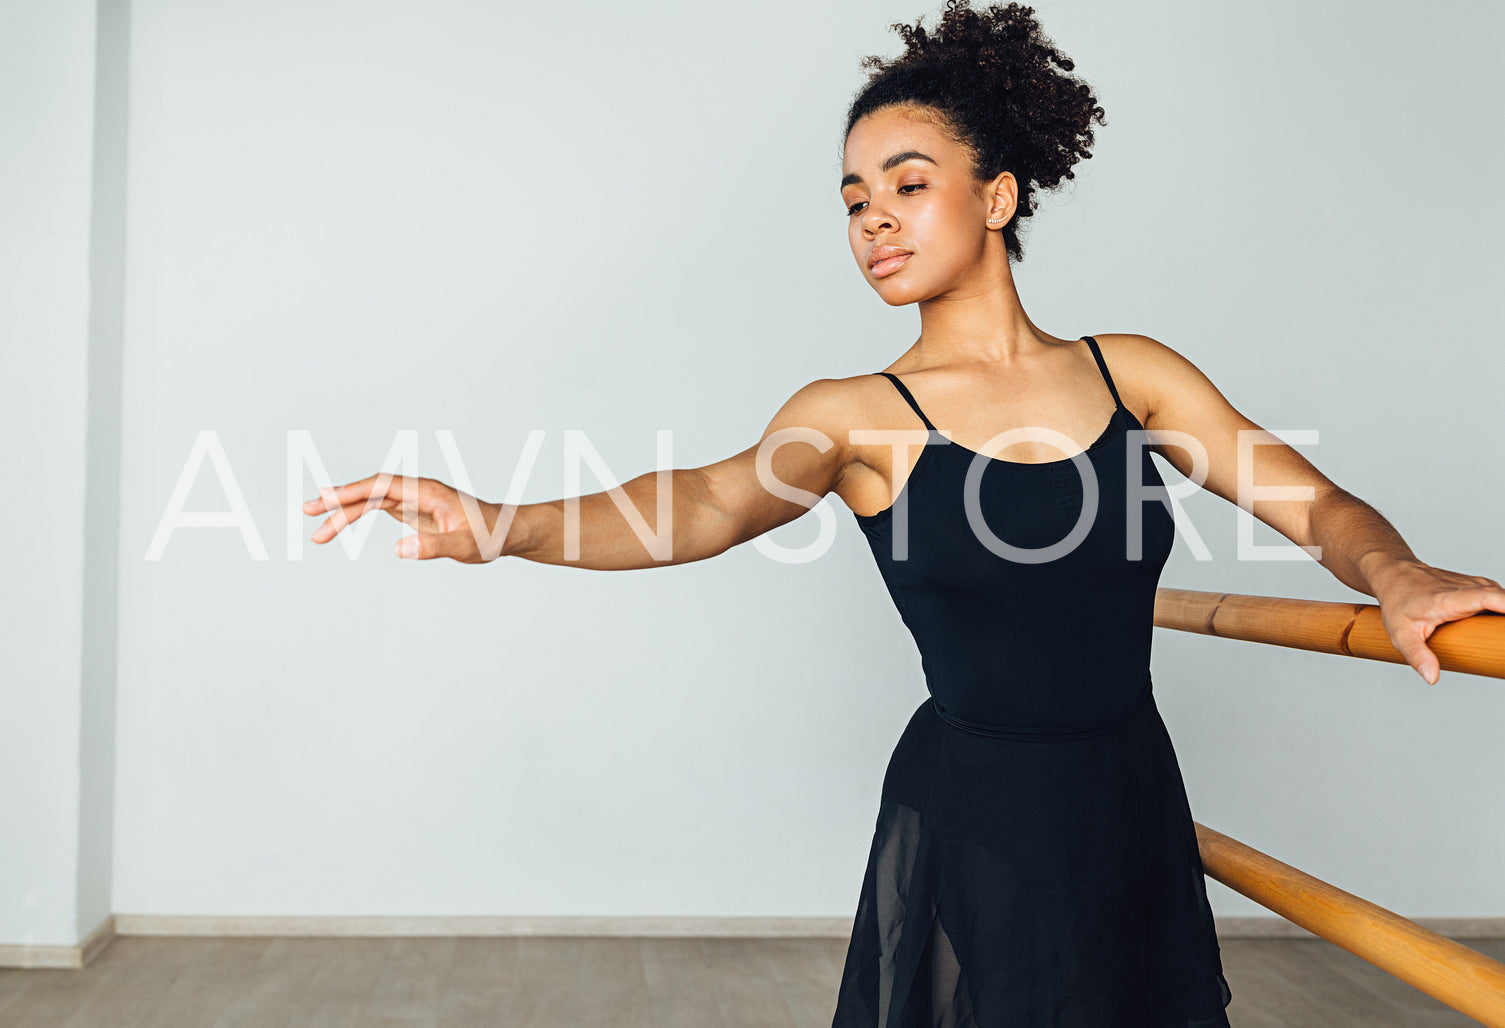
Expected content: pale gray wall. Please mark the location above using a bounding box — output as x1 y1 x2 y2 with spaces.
4 0 1502 948
0 0 126 951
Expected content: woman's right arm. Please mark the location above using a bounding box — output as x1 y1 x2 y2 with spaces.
302 378 863 569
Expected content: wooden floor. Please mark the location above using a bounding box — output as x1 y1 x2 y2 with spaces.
0 934 1499 1026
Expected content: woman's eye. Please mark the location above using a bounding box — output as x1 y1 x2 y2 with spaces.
846 182 926 217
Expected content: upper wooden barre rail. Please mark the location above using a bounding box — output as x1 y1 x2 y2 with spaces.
1154 588 1505 680
1196 823 1505 1028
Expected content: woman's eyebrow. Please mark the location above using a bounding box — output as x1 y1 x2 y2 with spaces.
840 151 939 189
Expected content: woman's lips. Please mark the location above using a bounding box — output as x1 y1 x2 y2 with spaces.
870 253 912 278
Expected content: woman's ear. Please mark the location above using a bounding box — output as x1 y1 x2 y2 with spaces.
985 171 1018 226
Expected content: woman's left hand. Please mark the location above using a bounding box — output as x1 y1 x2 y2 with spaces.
1372 558 1505 684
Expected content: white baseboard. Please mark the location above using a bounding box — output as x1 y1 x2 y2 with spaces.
112 914 856 940
3 914 1502 970
0 914 116 970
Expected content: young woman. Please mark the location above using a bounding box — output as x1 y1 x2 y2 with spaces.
302 2 1504 1024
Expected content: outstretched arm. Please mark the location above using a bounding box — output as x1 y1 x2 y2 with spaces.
1129 333 1505 685
300 378 860 571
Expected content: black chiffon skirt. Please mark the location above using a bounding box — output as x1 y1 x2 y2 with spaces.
831 684 1234 1027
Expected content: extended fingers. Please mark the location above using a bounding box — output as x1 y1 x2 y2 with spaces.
311 496 396 542
300 476 477 561
301 474 413 514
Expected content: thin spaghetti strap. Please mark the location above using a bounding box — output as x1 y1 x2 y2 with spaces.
875 372 937 432
1082 335 1125 411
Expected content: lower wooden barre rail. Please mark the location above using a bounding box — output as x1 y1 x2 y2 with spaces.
1195 822 1505 1027
1154 588 1505 679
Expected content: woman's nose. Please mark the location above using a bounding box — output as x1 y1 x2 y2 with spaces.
863 207 895 233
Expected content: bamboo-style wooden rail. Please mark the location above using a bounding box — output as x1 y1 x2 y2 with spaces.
1155 587 1505 677
1153 588 1505 1027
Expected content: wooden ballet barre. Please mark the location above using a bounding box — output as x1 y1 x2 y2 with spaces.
1156 590 1505 1021
1194 822 1505 1027
1153 588 1505 680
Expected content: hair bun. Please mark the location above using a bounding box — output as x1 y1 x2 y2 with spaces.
845 0 1107 264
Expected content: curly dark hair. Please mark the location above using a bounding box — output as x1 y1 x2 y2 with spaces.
842 0 1107 264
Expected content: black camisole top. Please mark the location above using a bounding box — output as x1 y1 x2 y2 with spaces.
853 335 1176 740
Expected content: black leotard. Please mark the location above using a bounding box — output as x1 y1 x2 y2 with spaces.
832 336 1234 1027
852 334 1176 737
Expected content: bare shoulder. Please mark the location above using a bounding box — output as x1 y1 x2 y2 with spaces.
1089 333 1340 544
761 373 887 447
1090 332 1222 426
757 370 929 518
754 372 896 485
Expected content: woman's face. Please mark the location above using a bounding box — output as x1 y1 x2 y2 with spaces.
840 106 1012 305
